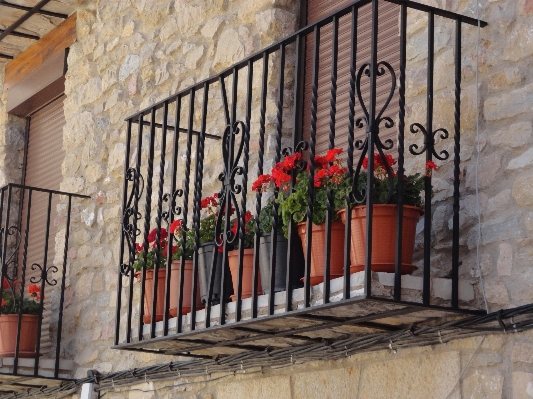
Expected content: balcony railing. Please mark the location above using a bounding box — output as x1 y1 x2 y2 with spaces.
115 0 487 357
0 184 88 386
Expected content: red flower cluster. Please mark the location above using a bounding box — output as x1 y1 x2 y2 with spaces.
28 284 42 301
313 148 343 169
252 174 272 192
201 193 219 210
230 211 253 235
425 160 438 177
253 148 347 192
362 153 397 172
169 219 182 235
148 227 168 244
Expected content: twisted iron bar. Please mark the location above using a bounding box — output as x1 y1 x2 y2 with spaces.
120 168 144 276
0 226 21 282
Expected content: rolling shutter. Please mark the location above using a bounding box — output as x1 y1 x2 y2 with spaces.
303 0 400 156
20 95 66 356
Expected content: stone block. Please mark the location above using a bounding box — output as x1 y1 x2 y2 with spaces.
490 121 532 148
497 243 513 276
512 371 533 398
291 367 360 399
358 351 461 399
484 83 533 121
466 152 501 189
488 67 522 92
463 370 503 399
217 375 291 399
485 281 510 307
512 342 533 363
508 148 533 170
513 175 533 208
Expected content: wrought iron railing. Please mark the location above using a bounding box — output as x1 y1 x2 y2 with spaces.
115 0 487 353
0 183 89 378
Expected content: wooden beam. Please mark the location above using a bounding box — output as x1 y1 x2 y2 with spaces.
5 13 76 89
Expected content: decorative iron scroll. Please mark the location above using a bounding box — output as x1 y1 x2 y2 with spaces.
352 61 397 204
30 264 58 286
215 120 246 247
409 123 450 160
121 167 144 276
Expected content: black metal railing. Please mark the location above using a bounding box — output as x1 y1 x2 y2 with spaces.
115 0 487 348
0 183 89 378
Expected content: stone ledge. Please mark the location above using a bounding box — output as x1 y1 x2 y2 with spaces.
0 357 73 379
129 271 480 341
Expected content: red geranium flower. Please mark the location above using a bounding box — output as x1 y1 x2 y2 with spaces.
169 219 182 235
313 155 329 169
252 174 272 192
314 169 329 187
283 152 301 171
147 228 157 243
425 160 438 177
324 148 343 162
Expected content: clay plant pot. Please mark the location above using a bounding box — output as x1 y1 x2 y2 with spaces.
197 242 233 305
0 314 39 357
296 220 345 285
137 260 201 324
259 232 305 293
228 249 262 300
338 204 423 274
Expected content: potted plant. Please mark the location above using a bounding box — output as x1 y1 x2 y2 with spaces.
195 193 233 305
0 279 41 357
227 211 262 300
133 223 200 323
270 148 350 285
252 185 305 294
338 153 437 274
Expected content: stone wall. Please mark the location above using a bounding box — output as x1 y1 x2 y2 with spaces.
0 65 25 187
2 0 533 397
74 330 533 398
58 0 301 379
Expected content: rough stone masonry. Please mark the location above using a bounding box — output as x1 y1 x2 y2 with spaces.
1 0 533 397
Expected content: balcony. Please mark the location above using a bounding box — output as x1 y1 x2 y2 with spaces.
0 184 88 393
114 0 487 359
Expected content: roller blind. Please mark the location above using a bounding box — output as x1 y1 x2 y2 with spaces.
20 95 66 356
303 0 400 156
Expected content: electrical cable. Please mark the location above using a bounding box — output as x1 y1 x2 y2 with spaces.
473 0 490 314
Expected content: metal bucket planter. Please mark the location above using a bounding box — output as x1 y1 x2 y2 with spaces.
197 242 233 305
259 233 305 294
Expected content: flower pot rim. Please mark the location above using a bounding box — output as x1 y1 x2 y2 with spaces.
228 248 255 255
339 204 424 216
0 313 40 319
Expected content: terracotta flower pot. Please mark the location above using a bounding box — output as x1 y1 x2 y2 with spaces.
0 314 39 358
137 260 202 323
228 249 262 300
338 204 423 274
296 220 345 285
